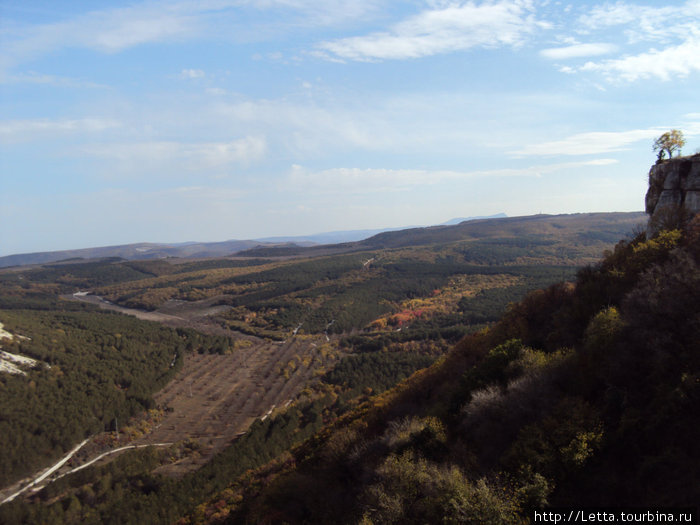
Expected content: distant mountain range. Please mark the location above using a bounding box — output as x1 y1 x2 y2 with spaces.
0 214 508 268
235 212 646 258
0 240 263 268
256 214 508 244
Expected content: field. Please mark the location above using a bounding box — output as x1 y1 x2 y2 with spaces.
136 335 330 476
53 291 335 475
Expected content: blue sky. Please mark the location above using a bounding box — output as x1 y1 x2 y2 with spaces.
1 0 699 256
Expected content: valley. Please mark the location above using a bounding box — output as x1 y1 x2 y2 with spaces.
2 211 672 524
0 291 334 500
6 0 698 519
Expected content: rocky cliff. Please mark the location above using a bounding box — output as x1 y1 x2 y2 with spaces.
645 154 700 235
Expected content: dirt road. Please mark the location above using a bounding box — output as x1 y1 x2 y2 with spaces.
0 439 90 504
64 292 190 323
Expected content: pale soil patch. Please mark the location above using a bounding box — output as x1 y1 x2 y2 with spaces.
0 359 26 375
53 293 335 478
0 349 40 368
64 293 187 323
135 334 326 476
0 322 46 375
0 322 13 340
64 292 234 329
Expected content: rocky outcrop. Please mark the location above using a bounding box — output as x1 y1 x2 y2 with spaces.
645 154 700 236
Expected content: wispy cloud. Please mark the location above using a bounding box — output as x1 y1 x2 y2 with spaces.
245 0 382 26
580 37 700 82
0 0 382 72
554 0 700 82
315 0 546 61
83 136 267 173
0 72 108 88
216 99 390 154
679 113 700 136
180 68 205 79
577 1 700 42
511 128 665 156
0 118 119 143
286 159 617 194
540 42 616 60
1 4 200 72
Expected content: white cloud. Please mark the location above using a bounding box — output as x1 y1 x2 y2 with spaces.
0 72 107 88
216 99 389 154
286 159 618 194
315 0 546 61
544 1 700 82
0 0 382 71
580 36 700 82
679 114 700 136
232 0 380 26
0 118 119 143
512 128 665 156
578 1 700 42
180 68 205 79
540 42 616 60
83 136 267 174
1 5 200 72
200 89 613 160
579 3 649 31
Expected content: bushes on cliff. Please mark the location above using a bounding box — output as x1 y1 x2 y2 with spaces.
210 224 698 521
359 452 521 525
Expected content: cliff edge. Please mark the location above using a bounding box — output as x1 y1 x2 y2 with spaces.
645 154 700 235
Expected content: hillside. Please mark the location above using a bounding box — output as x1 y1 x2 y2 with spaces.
3 209 691 524
0 212 642 268
235 212 644 257
357 212 641 250
180 219 700 524
0 240 266 269
0 215 514 269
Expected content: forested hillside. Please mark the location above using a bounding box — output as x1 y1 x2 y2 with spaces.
178 222 700 523
4 211 687 525
0 306 231 488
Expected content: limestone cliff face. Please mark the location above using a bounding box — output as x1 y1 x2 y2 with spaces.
645 154 700 235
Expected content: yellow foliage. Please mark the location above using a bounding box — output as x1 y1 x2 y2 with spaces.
584 306 624 355
633 229 681 254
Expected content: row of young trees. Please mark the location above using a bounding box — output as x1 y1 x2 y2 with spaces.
0 304 234 487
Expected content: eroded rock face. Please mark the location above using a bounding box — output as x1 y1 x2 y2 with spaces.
646 155 700 236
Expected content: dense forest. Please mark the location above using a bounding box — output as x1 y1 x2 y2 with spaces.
174 224 699 523
0 213 638 338
0 306 232 488
4 211 688 524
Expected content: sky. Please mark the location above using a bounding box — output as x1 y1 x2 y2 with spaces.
1 0 699 256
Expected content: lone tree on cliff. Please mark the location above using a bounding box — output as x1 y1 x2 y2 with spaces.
653 129 685 160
